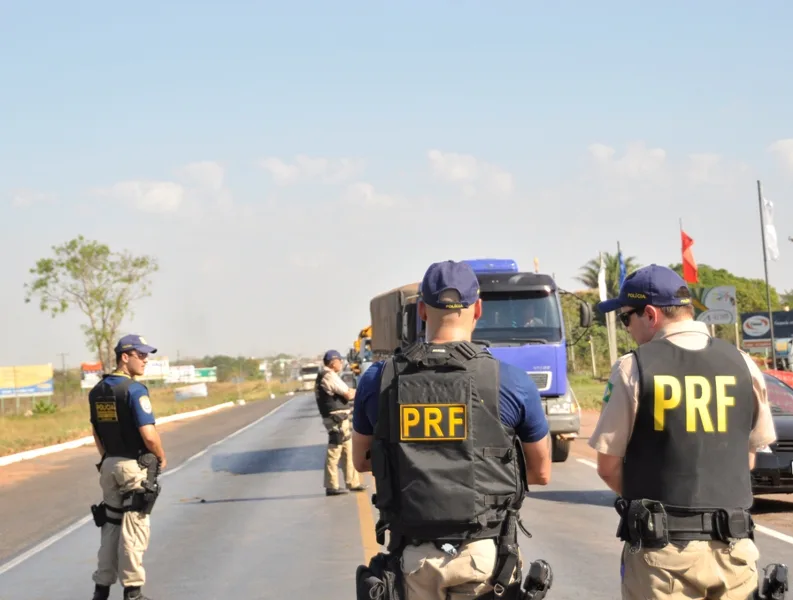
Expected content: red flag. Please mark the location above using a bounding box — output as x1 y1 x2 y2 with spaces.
681 230 698 283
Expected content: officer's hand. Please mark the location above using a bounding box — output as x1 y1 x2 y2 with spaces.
159 457 167 471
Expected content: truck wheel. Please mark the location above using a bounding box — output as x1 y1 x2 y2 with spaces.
551 435 570 463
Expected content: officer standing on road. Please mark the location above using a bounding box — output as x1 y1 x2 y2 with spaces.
589 265 777 600
315 349 368 496
352 260 552 599
88 334 167 600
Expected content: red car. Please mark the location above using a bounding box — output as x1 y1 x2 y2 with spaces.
751 371 793 495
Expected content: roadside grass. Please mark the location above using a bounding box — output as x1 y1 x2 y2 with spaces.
569 372 608 411
0 379 300 457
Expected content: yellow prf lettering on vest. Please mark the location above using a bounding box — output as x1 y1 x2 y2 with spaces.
96 401 118 422
653 374 736 432
400 404 467 441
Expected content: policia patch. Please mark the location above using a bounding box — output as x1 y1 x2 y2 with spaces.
399 403 467 441
95 401 118 422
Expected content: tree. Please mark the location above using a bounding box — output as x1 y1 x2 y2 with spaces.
24 236 159 371
576 252 642 300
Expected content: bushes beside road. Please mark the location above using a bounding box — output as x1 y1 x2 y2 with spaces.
0 379 300 457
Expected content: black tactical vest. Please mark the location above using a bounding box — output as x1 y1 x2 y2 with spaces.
371 341 525 545
88 375 148 459
623 337 755 510
314 370 349 418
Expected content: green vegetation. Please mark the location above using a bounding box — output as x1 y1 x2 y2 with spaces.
563 253 786 390
0 379 300 457
23 235 159 371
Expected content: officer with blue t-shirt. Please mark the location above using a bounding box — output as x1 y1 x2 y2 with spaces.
88 334 166 600
352 260 552 600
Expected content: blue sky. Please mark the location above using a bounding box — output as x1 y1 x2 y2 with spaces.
2 1 793 367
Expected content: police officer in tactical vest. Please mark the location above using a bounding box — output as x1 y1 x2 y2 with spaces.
589 265 778 600
88 334 167 600
352 260 554 600
315 349 367 495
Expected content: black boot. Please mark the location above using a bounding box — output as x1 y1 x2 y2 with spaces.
124 586 152 600
91 584 110 600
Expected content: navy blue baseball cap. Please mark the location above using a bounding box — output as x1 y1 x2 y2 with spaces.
114 334 157 354
420 260 480 309
323 349 342 364
597 264 692 314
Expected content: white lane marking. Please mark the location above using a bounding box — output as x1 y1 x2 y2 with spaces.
575 455 793 546
0 394 301 576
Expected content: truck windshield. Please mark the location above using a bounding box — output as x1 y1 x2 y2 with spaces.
300 366 320 376
474 291 563 343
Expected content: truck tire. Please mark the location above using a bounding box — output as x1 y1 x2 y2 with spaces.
551 435 570 463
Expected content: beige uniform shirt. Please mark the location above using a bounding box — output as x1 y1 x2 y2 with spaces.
320 367 352 411
588 319 777 457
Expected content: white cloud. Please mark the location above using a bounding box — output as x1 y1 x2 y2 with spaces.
177 161 225 191
9 189 56 208
588 141 666 180
100 181 185 213
259 154 364 186
769 139 793 171
343 182 395 208
427 149 514 197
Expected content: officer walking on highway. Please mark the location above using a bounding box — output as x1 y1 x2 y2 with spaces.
88 334 167 600
351 260 552 599
589 265 777 600
315 349 368 496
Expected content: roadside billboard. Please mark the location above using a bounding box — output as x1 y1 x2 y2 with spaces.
690 285 737 325
174 383 209 401
740 311 793 349
81 361 104 390
0 364 54 398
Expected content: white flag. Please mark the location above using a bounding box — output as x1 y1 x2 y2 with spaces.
597 252 608 301
762 195 780 261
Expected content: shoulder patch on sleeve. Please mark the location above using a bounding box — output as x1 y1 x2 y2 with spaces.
139 395 152 414
602 381 613 404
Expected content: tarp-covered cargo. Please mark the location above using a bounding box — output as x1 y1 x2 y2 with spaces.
370 282 420 353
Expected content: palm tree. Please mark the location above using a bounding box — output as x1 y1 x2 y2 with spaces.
576 252 642 299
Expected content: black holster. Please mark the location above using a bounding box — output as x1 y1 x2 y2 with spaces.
90 502 122 527
355 551 405 600
122 453 161 515
755 563 789 600
475 559 554 600
327 412 350 446
615 497 754 551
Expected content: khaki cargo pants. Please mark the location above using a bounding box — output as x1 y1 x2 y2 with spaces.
92 456 151 588
322 410 361 490
400 538 522 600
621 538 760 599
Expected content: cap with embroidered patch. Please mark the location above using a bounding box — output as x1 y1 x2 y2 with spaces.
420 260 480 309
114 334 157 355
596 264 692 313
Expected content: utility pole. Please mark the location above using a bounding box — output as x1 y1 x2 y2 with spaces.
57 352 68 406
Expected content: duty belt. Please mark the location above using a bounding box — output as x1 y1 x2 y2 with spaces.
615 498 755 551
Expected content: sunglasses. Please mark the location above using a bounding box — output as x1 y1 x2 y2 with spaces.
618 307 644 327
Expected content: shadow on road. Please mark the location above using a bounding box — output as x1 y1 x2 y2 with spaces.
528 489 616 508
211 444 327 475
751 496 793 515
181 493 327 504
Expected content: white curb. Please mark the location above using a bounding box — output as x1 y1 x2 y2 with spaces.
0 401 235 468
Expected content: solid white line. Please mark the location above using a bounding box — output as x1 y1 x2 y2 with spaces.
574 455 793 546
0 394 300 576
0 401 236 467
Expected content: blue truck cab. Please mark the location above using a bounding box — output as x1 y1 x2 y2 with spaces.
461 258 593 462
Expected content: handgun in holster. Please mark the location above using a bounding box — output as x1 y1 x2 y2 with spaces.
124 453 162 515
756 563 789 600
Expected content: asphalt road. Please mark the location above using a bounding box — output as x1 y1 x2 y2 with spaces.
1 394 791 599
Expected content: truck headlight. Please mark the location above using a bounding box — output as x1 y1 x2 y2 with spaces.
756 445 773 454
547 398 575 414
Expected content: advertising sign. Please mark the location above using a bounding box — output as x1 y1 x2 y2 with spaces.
740 311 793 349
0 364 54 398
690 285 737 325
165 365 196 384
194 367 218 383
139 358 170 381
174 383 208 401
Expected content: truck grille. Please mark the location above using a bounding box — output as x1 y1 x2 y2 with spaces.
527 372 551 391
773 440 793 452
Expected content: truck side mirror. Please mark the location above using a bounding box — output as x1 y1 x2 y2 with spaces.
579 302 593 328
